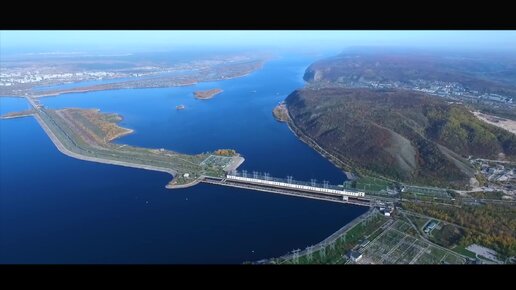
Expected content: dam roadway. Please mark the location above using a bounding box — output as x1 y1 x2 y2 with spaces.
202 176 372 207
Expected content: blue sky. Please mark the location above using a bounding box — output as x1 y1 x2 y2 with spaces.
2 31 516 54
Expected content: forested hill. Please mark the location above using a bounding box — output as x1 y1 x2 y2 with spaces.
303 48 516 97
286 88 516 188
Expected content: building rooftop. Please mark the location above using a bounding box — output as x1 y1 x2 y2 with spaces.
348 250 363 261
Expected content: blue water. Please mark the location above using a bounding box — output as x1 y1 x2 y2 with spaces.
0 55 367 264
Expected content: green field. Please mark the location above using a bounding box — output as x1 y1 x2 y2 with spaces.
353 176 393 193
404 185 451 198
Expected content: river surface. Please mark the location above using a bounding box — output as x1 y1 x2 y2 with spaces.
0 54 367 264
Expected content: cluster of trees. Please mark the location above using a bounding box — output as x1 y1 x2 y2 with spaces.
64 108 130 143
214 149 236 156
403 202 516 257
425 105 516 159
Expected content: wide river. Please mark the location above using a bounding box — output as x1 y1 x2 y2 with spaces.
0 54 367 263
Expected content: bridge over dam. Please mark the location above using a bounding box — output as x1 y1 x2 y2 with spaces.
201 172 370 207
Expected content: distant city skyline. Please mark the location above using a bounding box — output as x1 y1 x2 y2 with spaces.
2 30 516 55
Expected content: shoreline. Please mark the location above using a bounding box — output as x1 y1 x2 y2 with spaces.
166 176 204 189
193 88 224 100
261 208 374 264
1 62 266 100
108 128 135 142
284 112 355 178
31 81 198 99
283 104 402 185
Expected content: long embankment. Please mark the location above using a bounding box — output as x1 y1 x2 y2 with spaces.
32 111 178 182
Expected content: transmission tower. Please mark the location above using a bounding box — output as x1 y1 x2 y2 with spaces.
320 242 327 259
292 249 300 264
330 240 336 251
287 175 293 184
306 245 314 262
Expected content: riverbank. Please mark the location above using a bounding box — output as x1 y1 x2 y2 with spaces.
283 106 399 185
0 110 34 120
166 176 204 189
260 208 375 264
285 112 353 176
272 102 289 122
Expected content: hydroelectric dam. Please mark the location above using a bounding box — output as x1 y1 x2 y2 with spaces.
201 171 370 207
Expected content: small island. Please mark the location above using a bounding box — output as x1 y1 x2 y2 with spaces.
176 105 185 110
272 101 289 122
193 88 223 100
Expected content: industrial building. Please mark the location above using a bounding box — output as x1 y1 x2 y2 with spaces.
226 174 366 197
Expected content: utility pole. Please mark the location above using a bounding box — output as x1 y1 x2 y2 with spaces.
320 242 327 260
306 245 314 262
253 171 258 179
311 178 317 187
264 172 270 181
242 170 248 178
323 180 329 188
287 175 293 184
292 249 300 264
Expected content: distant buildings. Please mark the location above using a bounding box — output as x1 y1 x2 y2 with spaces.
471 159 515 194
379 205 394 217
309 77 515 108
